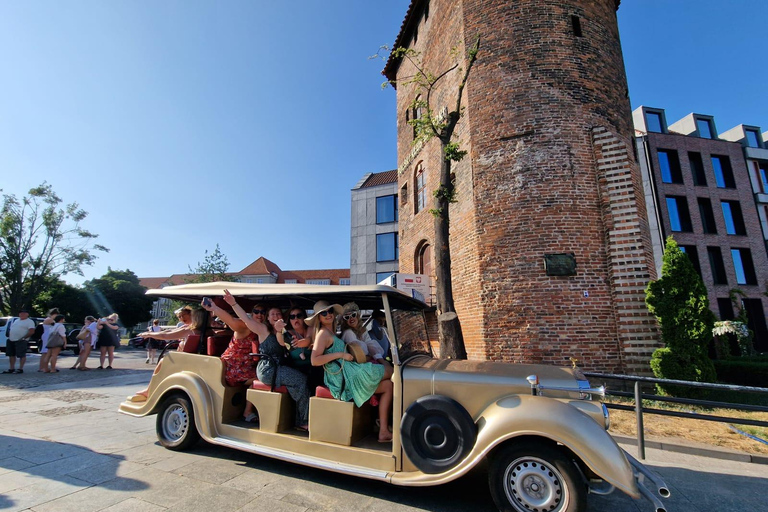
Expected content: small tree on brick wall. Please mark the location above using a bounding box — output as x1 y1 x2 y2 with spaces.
377 37 479 359
645 237 716 395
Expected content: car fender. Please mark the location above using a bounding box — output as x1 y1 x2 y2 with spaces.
118 371 216 440
393 394 638 499
475 395 638 498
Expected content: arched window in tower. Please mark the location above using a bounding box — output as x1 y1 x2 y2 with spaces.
412 95 423 139
415 162 427 213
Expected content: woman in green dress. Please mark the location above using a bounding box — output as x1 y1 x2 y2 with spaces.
308 300 393 443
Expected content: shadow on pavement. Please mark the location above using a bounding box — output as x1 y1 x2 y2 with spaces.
0 433 149 509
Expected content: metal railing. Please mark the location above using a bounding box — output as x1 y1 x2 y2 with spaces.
584 372 768 460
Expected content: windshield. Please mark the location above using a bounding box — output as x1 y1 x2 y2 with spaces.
392 309 434 361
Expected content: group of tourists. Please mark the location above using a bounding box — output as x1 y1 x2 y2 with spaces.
2 308 122 374
129 292 394 442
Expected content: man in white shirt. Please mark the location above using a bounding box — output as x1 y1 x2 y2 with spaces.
4 310 36 374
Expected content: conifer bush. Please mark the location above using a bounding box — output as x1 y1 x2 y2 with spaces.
645 238 716 396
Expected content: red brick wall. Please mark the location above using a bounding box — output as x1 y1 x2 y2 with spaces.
393 0 660 372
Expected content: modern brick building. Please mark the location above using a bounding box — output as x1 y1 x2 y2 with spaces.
350 170 400 285
635 107 768 352
383 0 659 373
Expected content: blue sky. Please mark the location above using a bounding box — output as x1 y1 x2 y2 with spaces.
1 1 766 285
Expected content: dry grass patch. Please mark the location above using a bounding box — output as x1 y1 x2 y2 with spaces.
607 401 768 456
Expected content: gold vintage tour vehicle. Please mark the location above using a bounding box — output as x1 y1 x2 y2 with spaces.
119 282 670 512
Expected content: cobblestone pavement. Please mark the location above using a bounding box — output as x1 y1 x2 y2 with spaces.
1 349 766 512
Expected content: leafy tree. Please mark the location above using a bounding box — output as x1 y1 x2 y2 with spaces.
645 237 716 395
186 244 234 283
380 37 480 360
0 182 108 315
32 276 91 322
83 268 153 329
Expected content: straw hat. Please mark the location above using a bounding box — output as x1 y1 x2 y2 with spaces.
304 300 343 327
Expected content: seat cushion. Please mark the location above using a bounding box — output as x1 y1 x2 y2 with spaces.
315 386 334 399
252 380 288 393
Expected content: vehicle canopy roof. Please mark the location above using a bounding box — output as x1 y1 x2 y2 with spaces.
145 282 428 312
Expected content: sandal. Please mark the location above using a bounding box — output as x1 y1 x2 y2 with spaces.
244 412 258 423
2 369 15 374
70 366 78 370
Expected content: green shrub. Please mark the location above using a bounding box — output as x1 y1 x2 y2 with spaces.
646 238 716 396
714 358 768 388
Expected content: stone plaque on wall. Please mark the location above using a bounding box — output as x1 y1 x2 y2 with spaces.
544 253 577 276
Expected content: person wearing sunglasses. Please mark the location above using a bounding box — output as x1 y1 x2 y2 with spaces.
308 300 393 443
339 303 392 379
282 307 324 393
229 295 310 431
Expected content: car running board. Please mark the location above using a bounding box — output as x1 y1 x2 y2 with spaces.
211 436 392 481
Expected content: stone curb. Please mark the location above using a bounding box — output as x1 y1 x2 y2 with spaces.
612 434 768 465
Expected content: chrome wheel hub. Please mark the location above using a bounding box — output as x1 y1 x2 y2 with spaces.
504 457 566 512
164 404 188 440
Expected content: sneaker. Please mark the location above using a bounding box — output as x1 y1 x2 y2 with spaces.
145 358 150 364
15 369 23 374
2 369 15 374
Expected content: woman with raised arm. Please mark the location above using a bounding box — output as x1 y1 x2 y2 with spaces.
201 294 260 422
127 308 207 402
309 300 393 443
227 291 309 431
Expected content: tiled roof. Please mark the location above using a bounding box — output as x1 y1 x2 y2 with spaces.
361 170 398 188
382 0 423 81
140 257 349 288
239 257 282 276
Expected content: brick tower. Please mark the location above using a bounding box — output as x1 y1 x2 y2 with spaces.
384 0 659 373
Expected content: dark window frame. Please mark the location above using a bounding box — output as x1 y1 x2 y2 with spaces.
731 248 757 285
697 198 717 234
707 246 728 285
712 155 736 189
666 196 693 232
376 232 399 262
721 200 747 236
376 194 399 224
688 152 707 186
658 149 683 184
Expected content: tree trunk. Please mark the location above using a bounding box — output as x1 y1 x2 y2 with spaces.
434 137 466 360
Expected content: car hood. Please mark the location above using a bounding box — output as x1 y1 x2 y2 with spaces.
402 356 591 418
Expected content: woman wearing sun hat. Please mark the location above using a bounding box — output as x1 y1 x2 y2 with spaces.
308 300 393 443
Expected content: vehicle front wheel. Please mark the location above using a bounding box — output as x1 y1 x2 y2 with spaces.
489 442 586 512
156 395 200 451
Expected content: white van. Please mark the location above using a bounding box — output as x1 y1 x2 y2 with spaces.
0 317 17 352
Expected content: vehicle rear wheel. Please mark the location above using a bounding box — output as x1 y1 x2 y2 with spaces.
156 395 200 451
489 442 586 512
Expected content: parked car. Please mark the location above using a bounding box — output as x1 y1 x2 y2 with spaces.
120 282 670 512
27 321 83 354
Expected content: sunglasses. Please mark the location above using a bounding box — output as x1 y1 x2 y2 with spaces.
342 312 358 321
318 308 335 317
252 309 267 315
289 313 306 320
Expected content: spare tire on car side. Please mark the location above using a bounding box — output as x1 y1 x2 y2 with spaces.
400 395 476 474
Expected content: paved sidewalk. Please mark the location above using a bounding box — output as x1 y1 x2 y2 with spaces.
1 349 766 512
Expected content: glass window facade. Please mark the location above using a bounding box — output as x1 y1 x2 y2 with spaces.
376 233 399 262
745 129 761 148
666 196 692 232
688 152 707 186
697 198 717 234
658 149 683 183
646 112 663 133
376 271 395 283
721 201 747 235
376 195 398 224
697 118 713 139
712 155 736 188
731 248 757 285
757 162 768 193
707 246 728 285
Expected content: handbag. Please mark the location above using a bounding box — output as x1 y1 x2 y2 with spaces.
76 328 89 341
46 331 65 348
346 343 367 364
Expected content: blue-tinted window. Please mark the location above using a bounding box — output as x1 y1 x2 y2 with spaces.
376 271 395 283
731 248 757 285
679 245 702 276
745 129 761 148
666 196 692 232
646 112 663 133
712 155 736 188
758 162 768 193
721 201 746 235
376 233 399 262
658 150 682 183
697 118 713 139
376 195 398 224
